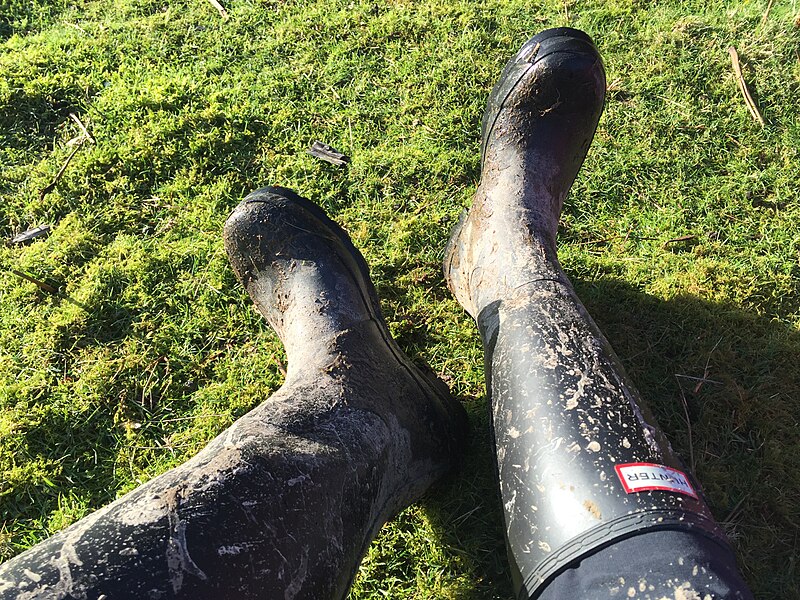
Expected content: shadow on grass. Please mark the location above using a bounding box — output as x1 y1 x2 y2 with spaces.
2 407 121 523
0 1 73 42
422 390 514 600
421 278 800 599
0 87 88 155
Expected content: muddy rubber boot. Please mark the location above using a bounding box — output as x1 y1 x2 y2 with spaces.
445 28 751 599
0 186 467 600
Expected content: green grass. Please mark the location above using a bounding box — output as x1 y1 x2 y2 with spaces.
1 0 799 597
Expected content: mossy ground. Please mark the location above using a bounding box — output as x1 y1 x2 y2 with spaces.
1 0 799 598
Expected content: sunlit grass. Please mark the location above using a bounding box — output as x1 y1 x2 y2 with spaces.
1 0 799 597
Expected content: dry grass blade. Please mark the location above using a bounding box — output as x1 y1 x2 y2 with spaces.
761 0 775 26
728 46 766 126
207 0 228 19
69 112 95 144
674 375 695 474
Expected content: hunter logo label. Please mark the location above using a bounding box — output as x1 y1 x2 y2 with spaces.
615 463 698 499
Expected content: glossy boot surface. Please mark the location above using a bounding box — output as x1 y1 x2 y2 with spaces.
446 27 606 319
0 187 467 600
445 28 740 598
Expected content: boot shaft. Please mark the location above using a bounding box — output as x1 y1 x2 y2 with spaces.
479 280 726 594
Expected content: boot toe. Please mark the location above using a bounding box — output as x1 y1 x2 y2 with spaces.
223 186 348 285
223 186 385 337
481 28 605 163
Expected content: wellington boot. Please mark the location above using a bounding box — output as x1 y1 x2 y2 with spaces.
0 187 467 600
445 28 734 598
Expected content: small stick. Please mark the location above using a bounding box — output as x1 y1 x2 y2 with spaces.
38 143 83 202
761 0 775 26
157 413 228 423
10 270 90 310
69 112 95 144
663 234 698 247
275 359 287 378
574 235 658 247
141 356 166 410
10 270 59 294
207 0 228 19
728 46 765 126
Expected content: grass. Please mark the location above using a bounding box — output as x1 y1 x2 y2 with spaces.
1 0 799 597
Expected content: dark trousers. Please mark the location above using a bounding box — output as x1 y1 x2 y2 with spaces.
538 530 753 600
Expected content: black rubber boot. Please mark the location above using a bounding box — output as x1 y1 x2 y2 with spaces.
0 187 467 600
445 29 750 599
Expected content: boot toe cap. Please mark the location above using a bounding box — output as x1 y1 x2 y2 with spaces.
481 28 606 163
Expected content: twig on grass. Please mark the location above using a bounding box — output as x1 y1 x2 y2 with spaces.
141 356 167 410
723 490 751 524
133 442 196 451
452 504 483 527
728 46 765 126
157 413 229 423
663 234 698 248
10 269 91 311
69 112 95 144
39 113 95 199
38 143 82 202
672 338 723 473
10 269 59 294
274 356 287 378
64 22 89 35
207 0 229 20
574 234 657 247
